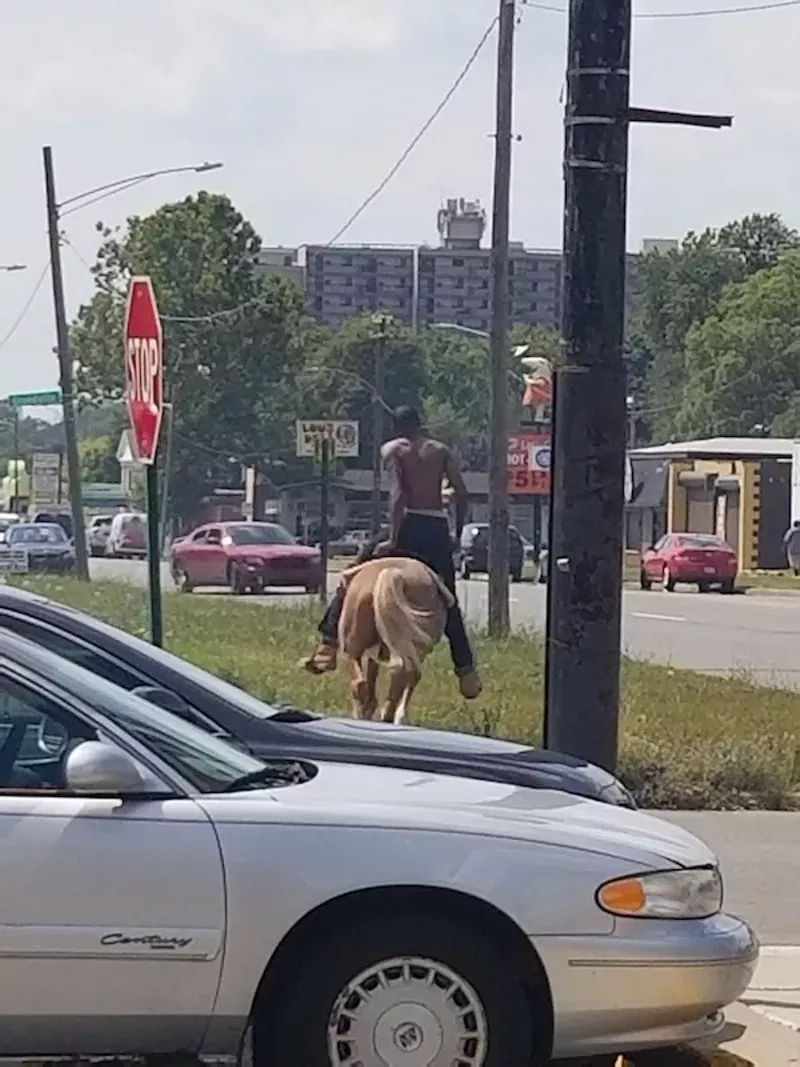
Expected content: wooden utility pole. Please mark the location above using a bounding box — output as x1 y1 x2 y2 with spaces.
487 0 516 638
371 316 388 536
544 0 731 773
43 146 89 581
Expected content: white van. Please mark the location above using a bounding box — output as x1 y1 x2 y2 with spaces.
105 512 147 559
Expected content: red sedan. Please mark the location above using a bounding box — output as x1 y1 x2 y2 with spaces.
640 533 738 594
171 522 324 595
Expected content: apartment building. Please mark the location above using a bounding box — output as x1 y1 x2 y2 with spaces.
303 245 416 330
253 199 654 333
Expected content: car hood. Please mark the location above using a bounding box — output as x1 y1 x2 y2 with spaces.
266 713 630 805
200 762 714 870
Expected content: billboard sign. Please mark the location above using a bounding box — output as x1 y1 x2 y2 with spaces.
507 431 551 495
296 419 359 458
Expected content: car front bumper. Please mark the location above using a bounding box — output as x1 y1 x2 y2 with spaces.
539 912 758 1059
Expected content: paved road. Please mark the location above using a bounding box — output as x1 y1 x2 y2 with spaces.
91 559 800 687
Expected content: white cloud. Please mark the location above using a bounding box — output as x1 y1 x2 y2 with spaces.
2 0 800 395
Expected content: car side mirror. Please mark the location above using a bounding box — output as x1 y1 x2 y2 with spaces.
65 740 146 794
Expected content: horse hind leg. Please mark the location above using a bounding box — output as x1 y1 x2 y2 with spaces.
380 663 420 725
349 654 379 720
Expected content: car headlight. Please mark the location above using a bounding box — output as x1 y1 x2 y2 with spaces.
596 866 722 920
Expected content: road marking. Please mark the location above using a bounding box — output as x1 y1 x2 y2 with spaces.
630 611 686 623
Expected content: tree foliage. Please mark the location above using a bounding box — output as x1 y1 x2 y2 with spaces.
70 193 315 519
676 251 800 437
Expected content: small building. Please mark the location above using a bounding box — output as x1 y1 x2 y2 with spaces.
630 437 797 571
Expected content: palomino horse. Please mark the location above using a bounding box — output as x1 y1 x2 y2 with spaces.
337 556 454 725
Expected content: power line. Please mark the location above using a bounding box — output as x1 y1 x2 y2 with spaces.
325 14 499 247
522 0 800 16
0 262 50 353
64 16 500 327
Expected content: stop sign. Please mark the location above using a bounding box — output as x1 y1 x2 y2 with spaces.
124 276 164 465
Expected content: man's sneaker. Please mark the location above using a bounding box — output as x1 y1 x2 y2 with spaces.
457 669 482 700
299 643 338 675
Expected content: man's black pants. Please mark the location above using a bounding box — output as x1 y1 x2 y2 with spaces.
318 513 474 672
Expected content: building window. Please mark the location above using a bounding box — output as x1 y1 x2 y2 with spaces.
453 257 464 267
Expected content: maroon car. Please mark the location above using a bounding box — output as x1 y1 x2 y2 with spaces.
171 522 324 594
639 532 738 593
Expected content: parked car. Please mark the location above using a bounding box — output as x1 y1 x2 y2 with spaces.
328 529 373 557
0 513 21 543
460 522 525 581
105 511 147 559
86 514 113 557
30 509 73 541
6 523 75 573
0 628 758 1064
0 584 635 807
640 533 738 593
171 521 324 594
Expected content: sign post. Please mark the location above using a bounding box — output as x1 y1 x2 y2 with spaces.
296 420 360 603
124 276 165 647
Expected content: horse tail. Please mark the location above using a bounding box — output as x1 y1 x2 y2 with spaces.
372 566 441 675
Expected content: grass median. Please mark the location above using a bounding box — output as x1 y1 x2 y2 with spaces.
11 575 800 811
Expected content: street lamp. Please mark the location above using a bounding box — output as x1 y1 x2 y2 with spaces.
42 145 224 581
0 264 27 273
431 322 529 381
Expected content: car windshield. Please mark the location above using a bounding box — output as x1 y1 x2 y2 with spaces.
10 525 66 545
34 595 287 721
228 525 295 546
677 535 728 550
41 649 268 791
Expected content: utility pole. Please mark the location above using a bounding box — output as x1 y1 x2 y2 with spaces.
319 437 331 604
544 1 732 773
43 146 89 581
371 315 388 536
487 0 516 638
12 409 19 512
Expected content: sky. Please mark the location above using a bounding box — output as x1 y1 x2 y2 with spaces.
1 0 799 400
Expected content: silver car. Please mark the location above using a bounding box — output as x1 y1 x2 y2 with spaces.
0 631 757 1064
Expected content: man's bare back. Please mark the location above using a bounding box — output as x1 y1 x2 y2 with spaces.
381 436 450 512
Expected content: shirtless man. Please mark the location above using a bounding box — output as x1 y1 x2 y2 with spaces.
301 406 482 699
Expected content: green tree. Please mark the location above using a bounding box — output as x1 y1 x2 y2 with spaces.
634 214 800 440
78 435 119 483
676 250 800 436
299 313 427 469
69 193 314 520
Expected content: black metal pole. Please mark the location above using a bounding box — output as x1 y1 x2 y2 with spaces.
145 460 163 647
544 0 632 773
43 146 90 581
319 437 331 604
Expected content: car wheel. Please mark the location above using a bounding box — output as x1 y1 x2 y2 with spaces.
511 567 523 583
172 564 193 593
258 911 542 1067
228 564 248 595
698 582 710 593
721 578 735 594
305 584 320 595
461 562 471 579
663 567 676 592
639 569 652 590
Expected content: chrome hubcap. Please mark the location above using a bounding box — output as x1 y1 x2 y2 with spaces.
327 955 488 1066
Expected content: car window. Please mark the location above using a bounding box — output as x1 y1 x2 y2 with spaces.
35 655 266 792
653 535 669 552
191 529 208 543
10 525 67 545
227 525 295 546
0 674 96 791
206 528 223 546
676 534 727 549
2 598 285 722
0 615 225 736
